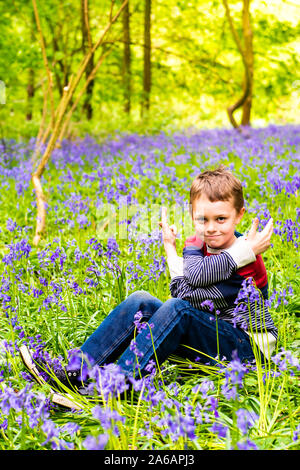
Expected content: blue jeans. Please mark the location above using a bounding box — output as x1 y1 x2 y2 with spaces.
81 290 257 378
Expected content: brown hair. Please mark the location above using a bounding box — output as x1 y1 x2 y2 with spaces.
189 166 244 214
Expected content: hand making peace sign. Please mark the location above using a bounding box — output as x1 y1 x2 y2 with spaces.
246 217 274 255
159 207 178 254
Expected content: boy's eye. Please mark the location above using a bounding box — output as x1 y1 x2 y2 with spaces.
194 216 227 223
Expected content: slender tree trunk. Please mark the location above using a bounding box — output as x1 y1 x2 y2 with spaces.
222 0 253 131
26 68 35 121
81 0 94 120
141 0 151 118
123 1 131 114
241 0 253 126
26 14 35 121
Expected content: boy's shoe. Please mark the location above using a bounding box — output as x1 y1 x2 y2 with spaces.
50 387 101 411
19 344 47 386
50 392 82 411
19 344 83 392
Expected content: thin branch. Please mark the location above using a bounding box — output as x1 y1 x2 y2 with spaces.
32 79 51 164
84 0 93 49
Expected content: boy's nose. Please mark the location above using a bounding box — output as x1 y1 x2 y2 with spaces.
206 221 216 233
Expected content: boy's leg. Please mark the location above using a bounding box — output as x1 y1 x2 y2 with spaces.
80 290 163 366
117 297 256 377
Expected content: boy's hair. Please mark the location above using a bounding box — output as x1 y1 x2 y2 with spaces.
189 166 244 214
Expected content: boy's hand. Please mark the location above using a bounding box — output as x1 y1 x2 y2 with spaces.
159 207 178 256
246 217 273 256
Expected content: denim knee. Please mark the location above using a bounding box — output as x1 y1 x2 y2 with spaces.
163 297 190 311
128 290 151 300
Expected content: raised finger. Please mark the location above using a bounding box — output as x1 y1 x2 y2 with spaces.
169 224 177 235
161 206 168 226
262 218 273 236
247 217 259 238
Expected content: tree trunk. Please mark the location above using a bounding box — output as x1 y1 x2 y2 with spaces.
241 0 253 126
26 68 35 121
123 1 131 114
81 0 94 120
222 0 253 131
141 0 151 117
26 14 35 121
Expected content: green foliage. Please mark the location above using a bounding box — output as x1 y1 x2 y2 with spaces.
0 0 299 140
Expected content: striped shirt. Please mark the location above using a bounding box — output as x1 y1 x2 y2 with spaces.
168 232 278 357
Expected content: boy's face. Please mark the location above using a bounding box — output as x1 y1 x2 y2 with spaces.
192 194 245 249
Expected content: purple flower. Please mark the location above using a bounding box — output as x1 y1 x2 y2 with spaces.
39 277 48 287
236 408 258 435
272 348 300 373
0 418 8 430
90 405 126 438
221 351 249 400
2 239 31 266
88 363 129 400
293 424 300 442
41 419 59 445
145 359 156 376
237 439 258 450
129 339 144 359
192 380 214 397
6 218 17 232
67 349 89 382
83 434 109 450
133 310 146 333
77 213 90 229
200 300 215 312
210 421 228 439
92 405 125 431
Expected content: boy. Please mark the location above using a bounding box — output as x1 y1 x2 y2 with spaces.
20 166 277 395
163 166 277 363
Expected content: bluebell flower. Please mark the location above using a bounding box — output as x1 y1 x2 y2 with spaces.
293 424 300 442
236 408 259 435
83 434 109 450
237 439 258 450
6 218 17 232
221 351 249 400
210 421 228 439
200 300 215 312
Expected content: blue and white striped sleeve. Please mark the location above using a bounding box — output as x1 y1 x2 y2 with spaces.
182 238 256 288
182 248 236 287
169 275 228 310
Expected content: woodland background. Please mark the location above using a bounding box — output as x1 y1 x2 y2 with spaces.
0 0 299 141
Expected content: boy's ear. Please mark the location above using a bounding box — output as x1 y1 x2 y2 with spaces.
236 206 246 224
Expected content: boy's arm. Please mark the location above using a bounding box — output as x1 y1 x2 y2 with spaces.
161 206 273 288
169 273 229 310
167 218 273 287
160 206 254 286
182 236 256 287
